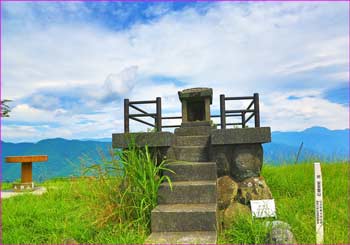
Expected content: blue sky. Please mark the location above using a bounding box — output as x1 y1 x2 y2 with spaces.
1 1 349 142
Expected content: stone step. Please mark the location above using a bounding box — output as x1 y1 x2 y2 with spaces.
181 121 211 127
174 126 212 136
175 135 209 147
158 180 216 204
165 161 217 181
151 203 217 232
174 146 209 162
146 231 217 244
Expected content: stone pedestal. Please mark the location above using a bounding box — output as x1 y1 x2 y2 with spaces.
13 182 35 192
210 127 271 181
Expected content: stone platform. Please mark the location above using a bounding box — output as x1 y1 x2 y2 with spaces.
1 186 47 199
113 126 271 181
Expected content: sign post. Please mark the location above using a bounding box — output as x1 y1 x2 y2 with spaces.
314 162 324 244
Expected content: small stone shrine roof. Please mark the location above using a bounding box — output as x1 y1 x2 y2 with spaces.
178 87 213 103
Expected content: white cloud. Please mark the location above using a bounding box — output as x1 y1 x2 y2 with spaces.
327 72 348 82
262 92 348 131
101 66 138 99
7 104 56 123
2 2 348 141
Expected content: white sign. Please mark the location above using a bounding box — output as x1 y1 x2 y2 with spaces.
314 162 324 244
250 199 276 218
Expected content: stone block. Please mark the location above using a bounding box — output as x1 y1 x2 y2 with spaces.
211 127 271 145
158 180 217 204
176 135 209 147
178 87 213 103
151 203 217 232
174 126 213 136
112 132 174 148
231 144 263 181
174 146 209 162
13 182 34 192
210 146 231 177
146 231 217 244
164 161 217 181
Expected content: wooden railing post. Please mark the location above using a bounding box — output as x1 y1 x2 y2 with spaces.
254 93 260 128
156 97 162 132
124 98 130 133
242 112 246 128
220 94 226 129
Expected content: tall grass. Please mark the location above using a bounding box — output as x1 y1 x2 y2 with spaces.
219 215 273 244
80 142 172 231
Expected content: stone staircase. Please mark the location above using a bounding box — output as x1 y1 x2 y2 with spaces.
146 124 218 244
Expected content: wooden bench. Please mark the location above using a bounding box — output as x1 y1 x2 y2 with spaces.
5 155 48 191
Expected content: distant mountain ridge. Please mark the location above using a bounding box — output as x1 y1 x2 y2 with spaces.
1 127 348 182
267 127 348 163
1 138 111 182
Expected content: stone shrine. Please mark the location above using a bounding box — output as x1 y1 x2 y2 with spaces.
113 87 272 244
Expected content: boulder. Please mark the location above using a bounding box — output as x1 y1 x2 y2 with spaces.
62 238 78 244
217 176 239 210
223 202 251 229
266 220 296 244
231 144 263 181
215 151 230 177
237 176 272 205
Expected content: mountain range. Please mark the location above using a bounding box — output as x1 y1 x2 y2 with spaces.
1 127 348 182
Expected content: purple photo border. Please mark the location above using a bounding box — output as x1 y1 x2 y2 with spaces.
0 0 349 245
0 0 349 2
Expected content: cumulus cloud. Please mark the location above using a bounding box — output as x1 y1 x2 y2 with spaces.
8 104 57 123
100 66 138 102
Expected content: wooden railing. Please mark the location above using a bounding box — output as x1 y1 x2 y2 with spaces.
124 98 181 133
124 98 160 133
124 93 260 133
216 93 260 129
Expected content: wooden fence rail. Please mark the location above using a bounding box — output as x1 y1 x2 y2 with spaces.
219 93 260 129
124 97 162 133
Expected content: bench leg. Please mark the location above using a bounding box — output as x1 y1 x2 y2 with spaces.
21 162 33 183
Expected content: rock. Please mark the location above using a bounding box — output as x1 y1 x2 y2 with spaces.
217 209 225 232
217 176 238 210
223 202 251 229
62 238 78 244
266 220 296 244
237 176 272 205
215 151 230 177
231 144 263 181
266 220 292 230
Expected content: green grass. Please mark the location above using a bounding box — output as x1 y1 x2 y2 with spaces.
2 144 172 244
220 162 349 244
1 182 13 190
2 179 147 244
2 161 348 244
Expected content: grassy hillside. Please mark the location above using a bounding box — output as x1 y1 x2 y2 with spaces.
2 163 349 244
219 162 349 244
